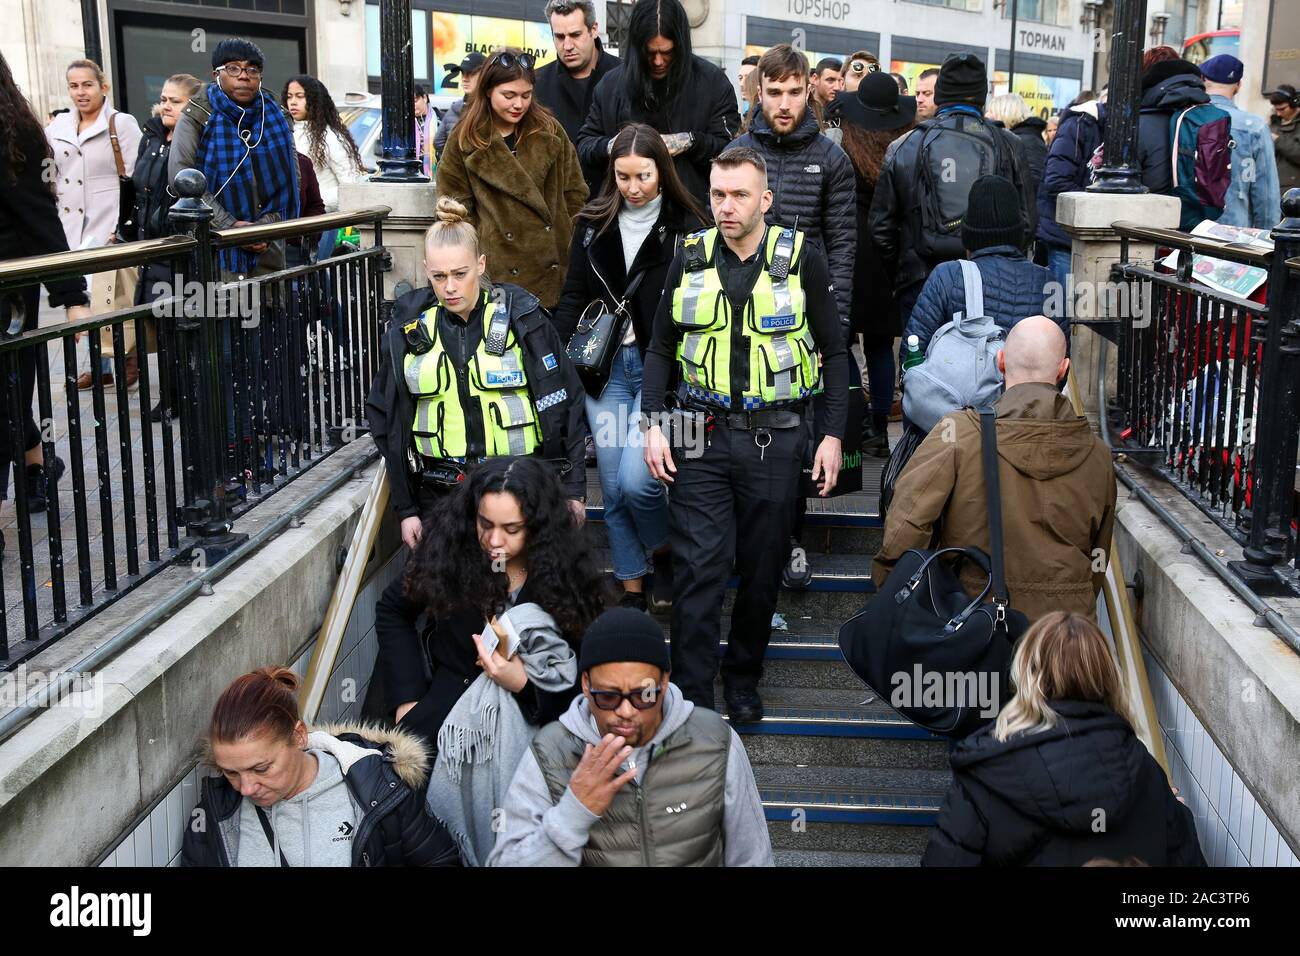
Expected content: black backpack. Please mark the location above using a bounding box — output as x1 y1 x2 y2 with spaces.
911 112 1017 262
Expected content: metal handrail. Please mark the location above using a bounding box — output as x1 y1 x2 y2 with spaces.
1111 220 1274 268
0 235 198 287
210 206 393 248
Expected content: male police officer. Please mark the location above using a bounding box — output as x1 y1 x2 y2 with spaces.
640 148 848 722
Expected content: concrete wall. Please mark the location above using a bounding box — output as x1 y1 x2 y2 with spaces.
1113 466 1300 858
0 441 389 867
98 548 403 868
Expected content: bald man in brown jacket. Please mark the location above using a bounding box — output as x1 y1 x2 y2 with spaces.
873 316 1116 622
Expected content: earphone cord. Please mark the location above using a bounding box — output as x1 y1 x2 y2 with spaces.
212 90 269 201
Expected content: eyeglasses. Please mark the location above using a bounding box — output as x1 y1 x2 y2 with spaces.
215 64 263 79
489 51 536 72
588 684 662 711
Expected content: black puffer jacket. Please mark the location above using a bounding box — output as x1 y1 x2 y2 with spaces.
923 700 1206 867
576 56 741 211
1011 116 1048 213
180 723 462 867
552 198 702 349
117 116 173 244
728 108 857 330
868 106 1033 297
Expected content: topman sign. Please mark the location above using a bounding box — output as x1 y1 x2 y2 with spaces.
1018 28 1067 52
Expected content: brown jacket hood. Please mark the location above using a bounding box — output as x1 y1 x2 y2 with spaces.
990 383 1100 480
873 382 1117 622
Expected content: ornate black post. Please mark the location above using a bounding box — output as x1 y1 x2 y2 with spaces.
1089 0 1148 194
374 0 429 182
1230 191 1300 593
81 0 102 66
168 170 248 563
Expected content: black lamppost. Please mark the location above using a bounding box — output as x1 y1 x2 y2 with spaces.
1089 0 1149 193
81 0 102 65
374 0 429 182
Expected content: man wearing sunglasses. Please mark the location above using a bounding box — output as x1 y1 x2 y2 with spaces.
488 609 772 866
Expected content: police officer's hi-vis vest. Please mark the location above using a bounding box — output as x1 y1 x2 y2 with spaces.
670 224 819 410
402 298 540 460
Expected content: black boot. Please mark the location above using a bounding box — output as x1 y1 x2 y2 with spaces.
862 414 890 459
25 456 66 513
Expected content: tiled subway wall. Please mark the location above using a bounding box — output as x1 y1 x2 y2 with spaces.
98 550 404 868
1143 649 1299 868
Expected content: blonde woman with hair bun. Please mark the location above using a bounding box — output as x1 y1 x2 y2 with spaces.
923 612 1206 868
365 194 589 555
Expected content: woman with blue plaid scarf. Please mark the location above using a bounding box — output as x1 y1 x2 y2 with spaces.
168 38 300 278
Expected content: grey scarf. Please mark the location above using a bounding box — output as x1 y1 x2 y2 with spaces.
425 601 576 866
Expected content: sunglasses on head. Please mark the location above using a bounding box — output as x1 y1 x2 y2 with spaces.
849 60 880 75
588 684 662 711
489 51 536 72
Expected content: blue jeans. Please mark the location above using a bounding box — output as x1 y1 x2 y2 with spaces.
1047 246 1071 294
585 345 669 581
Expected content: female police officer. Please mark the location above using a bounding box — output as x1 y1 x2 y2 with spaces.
366 196 588 551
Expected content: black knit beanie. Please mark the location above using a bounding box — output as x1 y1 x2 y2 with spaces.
577 608 671 673
935 52 988 108
961 174 1025 251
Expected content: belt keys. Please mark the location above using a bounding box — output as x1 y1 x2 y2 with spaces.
755 427 772 462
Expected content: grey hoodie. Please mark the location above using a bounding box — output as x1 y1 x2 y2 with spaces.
486 682 773 867
235 746 358 867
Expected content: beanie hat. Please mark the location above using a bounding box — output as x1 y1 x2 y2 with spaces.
577 608 671 673
961 174 1025 252
935 52 988 108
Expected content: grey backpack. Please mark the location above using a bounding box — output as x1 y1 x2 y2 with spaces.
902 259 1006 433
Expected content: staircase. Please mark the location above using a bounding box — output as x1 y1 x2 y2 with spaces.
584 458 950 867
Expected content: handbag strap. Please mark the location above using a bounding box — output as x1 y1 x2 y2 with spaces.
255 804 291 867
978 408 1010 619
613 268 648 317
107 111 126 180
957 258 984 321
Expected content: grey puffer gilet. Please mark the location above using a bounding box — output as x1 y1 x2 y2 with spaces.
531 708 731 866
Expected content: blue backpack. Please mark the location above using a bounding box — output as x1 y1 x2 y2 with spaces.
1170 103 1233 230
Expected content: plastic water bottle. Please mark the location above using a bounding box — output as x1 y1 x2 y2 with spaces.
902 334 924 370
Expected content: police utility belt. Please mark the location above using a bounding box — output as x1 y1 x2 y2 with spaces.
417 455 574 488
672 398 805 431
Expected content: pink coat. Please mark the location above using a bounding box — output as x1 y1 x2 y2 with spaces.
46 104 142 251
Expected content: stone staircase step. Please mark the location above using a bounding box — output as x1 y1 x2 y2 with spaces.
754 764 948 826
767 819 934 854
714 685 938 741
589 547 875 595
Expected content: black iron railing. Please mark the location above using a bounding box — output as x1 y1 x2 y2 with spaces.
0 171 390 665
1106 197 1300 596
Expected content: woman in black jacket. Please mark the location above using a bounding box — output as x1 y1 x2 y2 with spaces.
376 456 608 750
576 0 740 211
116 73 201 421
181 666 460 867
837 74 916 458
923 612 1206 867
554 124 704 611
0 51 90 526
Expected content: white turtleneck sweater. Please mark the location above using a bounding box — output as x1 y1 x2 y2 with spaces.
616 192 662 345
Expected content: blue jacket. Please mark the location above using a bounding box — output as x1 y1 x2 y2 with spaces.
1208 93 1282 230
905 245 1059 354
1036 101 1105 250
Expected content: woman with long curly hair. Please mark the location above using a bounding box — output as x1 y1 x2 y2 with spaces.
282 74 364 213
376 456 608 749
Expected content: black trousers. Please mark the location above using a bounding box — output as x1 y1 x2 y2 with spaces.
1 286 42 499
668 420 806 709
